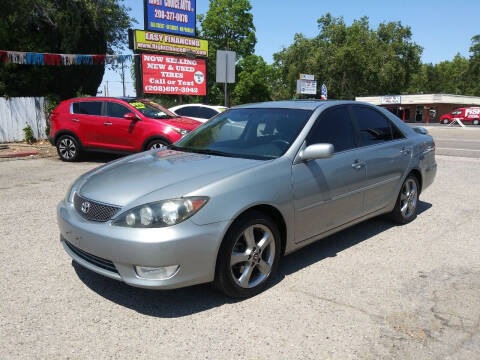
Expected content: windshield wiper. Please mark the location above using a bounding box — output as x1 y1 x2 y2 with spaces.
168 145 235 157
168 145 269 160
191 149 237 157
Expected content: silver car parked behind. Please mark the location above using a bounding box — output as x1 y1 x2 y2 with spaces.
58 100 437 298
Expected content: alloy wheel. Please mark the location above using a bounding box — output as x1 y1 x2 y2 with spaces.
59 138 77 159
150 142 165 150
400 178 417 219
230 224 276 289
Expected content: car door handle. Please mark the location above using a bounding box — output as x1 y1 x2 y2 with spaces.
352 160 366 169
104 122 112 126
400 147 411 155
71 118 79 122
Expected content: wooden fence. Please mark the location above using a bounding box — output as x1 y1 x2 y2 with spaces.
0 97 47 142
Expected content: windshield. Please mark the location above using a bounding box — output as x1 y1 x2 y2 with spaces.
128 99 178 119
174 108 313 160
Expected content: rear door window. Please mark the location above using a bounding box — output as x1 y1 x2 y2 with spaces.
306 106 357 153
175 106 202 118
352 106 397 146
105 102 131 118
72 101 102 116
198 107 218 119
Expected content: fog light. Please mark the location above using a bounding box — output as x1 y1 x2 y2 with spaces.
135 265 180 280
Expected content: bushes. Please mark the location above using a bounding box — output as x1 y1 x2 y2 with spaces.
23 125 36 144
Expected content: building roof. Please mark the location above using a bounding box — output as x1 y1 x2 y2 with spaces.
355 94 480 106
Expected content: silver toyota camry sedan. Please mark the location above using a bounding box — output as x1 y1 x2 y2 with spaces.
58 100 437 298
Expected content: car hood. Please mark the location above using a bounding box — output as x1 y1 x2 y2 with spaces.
78 149 264 207
157 116 201 130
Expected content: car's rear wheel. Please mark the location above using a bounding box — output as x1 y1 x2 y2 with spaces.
443 118 449 124
147 139 168 150
215 211 281 298
56 135 81 162
389 175 419 224
473 119 479 125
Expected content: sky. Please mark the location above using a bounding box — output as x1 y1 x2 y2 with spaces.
100 0 480 97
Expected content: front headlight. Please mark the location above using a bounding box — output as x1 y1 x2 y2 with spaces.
112 197 208 228
170 126 189 136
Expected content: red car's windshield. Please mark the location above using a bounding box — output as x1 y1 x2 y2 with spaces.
128 99 179 119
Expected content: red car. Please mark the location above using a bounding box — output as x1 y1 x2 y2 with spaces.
440 107 480 125
49 97 202 161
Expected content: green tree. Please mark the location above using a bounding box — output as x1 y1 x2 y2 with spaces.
199 0 256 105
272 13 423 100
468 35 480 95
409 52 475 96
231 55 273 105
0 0 133 99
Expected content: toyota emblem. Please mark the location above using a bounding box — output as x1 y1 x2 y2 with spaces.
81 201 91 214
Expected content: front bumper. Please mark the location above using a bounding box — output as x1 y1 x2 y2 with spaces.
57 200 229 289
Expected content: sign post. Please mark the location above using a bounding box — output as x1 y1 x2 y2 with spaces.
216 50 236 107
296 74 317 96
131 0 208 98
141 54 206 95
144 0 197 37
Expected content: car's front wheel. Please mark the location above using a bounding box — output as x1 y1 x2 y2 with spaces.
56 135 81 162
389 175 419 224
215 211 281 298
443 118 449 124
147 139 168 150
473 119 479 125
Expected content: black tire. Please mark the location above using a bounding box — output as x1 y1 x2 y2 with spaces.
443 119 449 124
146 139 168 150
473 119 479 125
389 175 420 224
56 135 81 162
215 210 281 298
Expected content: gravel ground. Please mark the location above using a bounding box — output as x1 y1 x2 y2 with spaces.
0 155 479 359
0 141 57 159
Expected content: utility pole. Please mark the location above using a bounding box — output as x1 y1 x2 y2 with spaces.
121 62 126 97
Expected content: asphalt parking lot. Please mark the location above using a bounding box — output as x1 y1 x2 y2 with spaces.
1 129 479 359
423 125 480 158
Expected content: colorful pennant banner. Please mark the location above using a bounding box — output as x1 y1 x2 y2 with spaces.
0 50 136 66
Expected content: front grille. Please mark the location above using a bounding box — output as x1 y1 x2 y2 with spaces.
74 193 121 222
65 240 118 274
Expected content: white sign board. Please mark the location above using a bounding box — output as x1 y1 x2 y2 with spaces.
216 50 236 83
381 95 401 105
300 74 315 80
296 79 317 95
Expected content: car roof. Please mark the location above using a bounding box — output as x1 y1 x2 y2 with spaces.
66 97 138 102
172 104 226 108
234 100 357 111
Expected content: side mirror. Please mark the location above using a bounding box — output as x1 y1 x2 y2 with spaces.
300 143 334 161
124 112 138 121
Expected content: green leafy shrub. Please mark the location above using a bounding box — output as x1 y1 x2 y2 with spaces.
23 125 36 144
